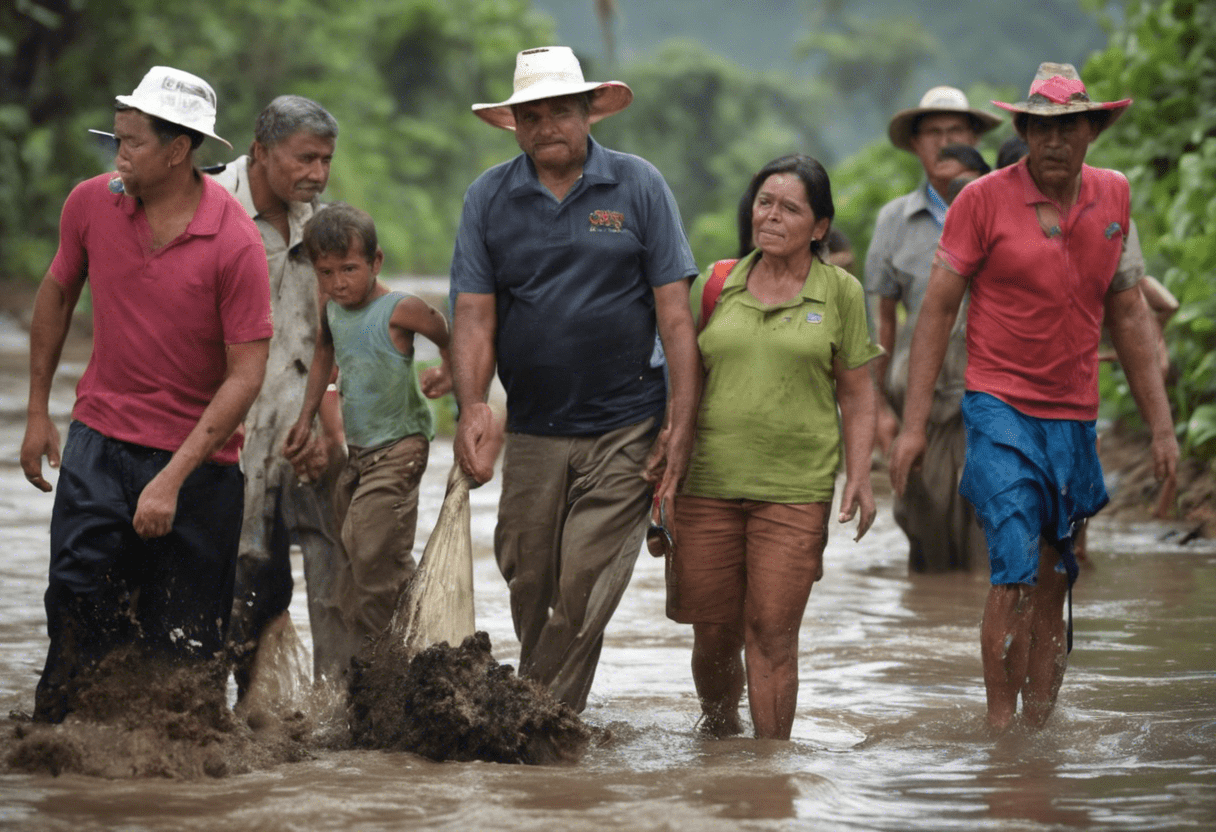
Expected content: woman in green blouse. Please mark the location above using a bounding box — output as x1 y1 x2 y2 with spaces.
669 154 881 740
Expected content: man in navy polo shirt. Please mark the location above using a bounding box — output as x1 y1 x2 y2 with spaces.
450 46 701 712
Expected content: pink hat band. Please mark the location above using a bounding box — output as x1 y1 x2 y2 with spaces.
1029 75 1089 105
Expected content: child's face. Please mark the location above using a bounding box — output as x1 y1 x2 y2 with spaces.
313 236 382 310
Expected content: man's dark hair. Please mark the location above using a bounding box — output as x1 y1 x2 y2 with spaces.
1013 110 1112 139
115 104 205 150
510 91 594 123
996 136 1029 169
303 202 378 265
938 143 991 176
737 154 835 259
254 95 339 148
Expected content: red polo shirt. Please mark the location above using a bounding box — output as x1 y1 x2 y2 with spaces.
50 173 272 463
937 160 1137 421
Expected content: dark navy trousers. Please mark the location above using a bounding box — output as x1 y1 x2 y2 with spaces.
35 421 243 721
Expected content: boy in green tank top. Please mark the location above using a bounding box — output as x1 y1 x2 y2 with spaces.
285 203 452 663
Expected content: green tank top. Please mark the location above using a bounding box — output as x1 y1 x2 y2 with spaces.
327 291 434 448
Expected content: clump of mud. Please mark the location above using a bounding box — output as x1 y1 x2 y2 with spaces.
4 648 312 778
348 630 591 765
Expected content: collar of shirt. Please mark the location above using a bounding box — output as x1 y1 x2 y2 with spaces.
718 249 830 308
1014 156 1098 213
119 173 227 239
212 155 315 250
924 181 949 228
508 136 618 200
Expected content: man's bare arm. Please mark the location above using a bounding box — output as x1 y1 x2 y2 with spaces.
451 292 499 483
21 273 84 492
646 278 702 523
132 338 269 538
1105 284 1178 484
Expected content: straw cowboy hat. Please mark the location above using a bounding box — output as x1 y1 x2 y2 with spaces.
887 86 1001 152
993 62 1131 134
115 66 232 148
472 46 632 131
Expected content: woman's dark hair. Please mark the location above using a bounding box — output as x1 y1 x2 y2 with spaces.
736 154 834 259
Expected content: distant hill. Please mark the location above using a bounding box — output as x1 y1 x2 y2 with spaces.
531 0 1113 157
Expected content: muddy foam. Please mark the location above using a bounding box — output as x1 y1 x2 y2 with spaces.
348 631 591 765
5 631 591 778
4 647 313 778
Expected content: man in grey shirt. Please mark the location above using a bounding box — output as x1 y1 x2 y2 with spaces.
866 85 999 573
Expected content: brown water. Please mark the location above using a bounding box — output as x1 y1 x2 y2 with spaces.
1 310 1214 831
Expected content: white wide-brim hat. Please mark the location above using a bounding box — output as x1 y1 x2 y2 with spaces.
115 66 232 149
993 62 1131 134
888 85 1002 152
472 46 632 131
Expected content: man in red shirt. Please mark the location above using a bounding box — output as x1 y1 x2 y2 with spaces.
20 67 272 722
889 63 1177 731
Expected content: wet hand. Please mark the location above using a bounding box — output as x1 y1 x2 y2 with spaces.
1151 431 1179 484
641 425 670 485
420 365 453 399
888 429 926 497
20 414 61 493
288 433 337 483
133 471 179 539
282 421 312 464
455 402 501 485
839 479 877 542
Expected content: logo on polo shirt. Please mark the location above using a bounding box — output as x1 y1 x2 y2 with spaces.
589 209 625 232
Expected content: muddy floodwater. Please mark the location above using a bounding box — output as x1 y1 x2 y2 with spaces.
0 305 1214 831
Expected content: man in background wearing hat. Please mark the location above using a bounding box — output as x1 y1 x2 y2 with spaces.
866 86 1000 574
20 67 272 722
210 96 355 695
450 46 700 712
889 63 1177 730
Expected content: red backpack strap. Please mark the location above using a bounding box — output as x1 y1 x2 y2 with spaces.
699 259 738 331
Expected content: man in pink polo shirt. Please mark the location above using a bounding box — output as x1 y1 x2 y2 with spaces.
20 67 272 722
889 63 1177 731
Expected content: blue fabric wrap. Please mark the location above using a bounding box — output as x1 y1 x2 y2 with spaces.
959 392 1108 586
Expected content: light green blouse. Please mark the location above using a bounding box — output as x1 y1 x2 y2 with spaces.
683 250 882 503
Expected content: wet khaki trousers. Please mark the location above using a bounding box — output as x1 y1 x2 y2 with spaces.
333 435 429 654
894 411 988 573
496 419 655 712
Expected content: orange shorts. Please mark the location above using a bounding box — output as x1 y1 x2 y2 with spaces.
667 495 829 625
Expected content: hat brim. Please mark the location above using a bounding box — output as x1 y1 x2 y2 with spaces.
887 106 1003 152
472 81 633 130
992 97 1131 134
114 94 233 149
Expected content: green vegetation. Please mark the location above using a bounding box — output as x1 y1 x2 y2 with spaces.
2 0 1209 463
1084 0 1216 460
1 0 551 279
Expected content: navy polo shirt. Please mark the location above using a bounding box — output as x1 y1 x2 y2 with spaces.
451 137 697 436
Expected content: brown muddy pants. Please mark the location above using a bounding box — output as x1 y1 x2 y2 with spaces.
495 419 655 713
894 411 988 573
332 435 429 655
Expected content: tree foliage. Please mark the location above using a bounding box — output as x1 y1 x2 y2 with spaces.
590 38 834 267
1 0 551 278
1083 0 1216 460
